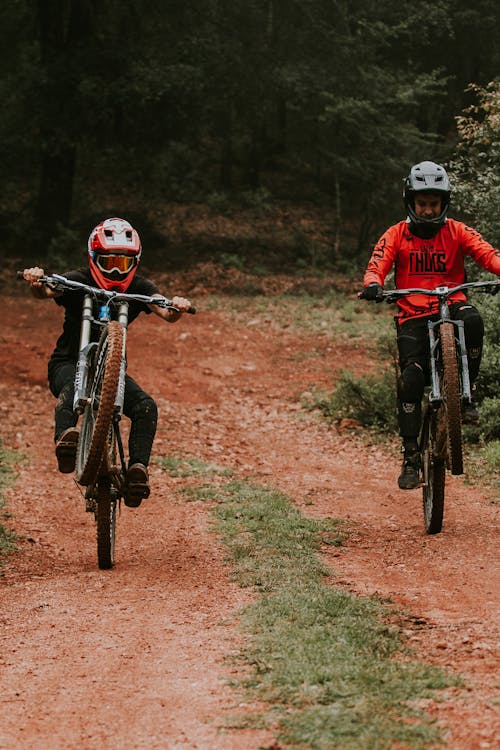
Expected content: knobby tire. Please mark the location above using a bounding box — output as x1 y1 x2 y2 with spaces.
440 322 463 475
421 407 445 534
95 476 117 569
76 321 124 487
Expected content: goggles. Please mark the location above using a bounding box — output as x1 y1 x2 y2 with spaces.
95 253 136 274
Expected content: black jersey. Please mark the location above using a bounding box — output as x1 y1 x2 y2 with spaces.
48 268 158 372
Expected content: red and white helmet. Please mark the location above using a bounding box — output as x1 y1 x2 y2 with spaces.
88 217 142 292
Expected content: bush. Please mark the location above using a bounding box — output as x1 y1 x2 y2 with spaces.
314 369 398 432
481 440 500 474
477 397 500 441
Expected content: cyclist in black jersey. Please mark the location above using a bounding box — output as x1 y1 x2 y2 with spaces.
22 218 192 507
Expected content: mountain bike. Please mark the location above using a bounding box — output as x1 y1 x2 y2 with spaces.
382 281 498 533
21 272 194 568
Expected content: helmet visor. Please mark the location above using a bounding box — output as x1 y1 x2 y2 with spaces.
95 254 136 274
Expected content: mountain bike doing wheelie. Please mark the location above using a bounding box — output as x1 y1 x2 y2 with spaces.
27 273 190 569
383 281 498 534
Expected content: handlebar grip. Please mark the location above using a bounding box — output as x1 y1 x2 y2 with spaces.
187 306 196 314
16 270 25 280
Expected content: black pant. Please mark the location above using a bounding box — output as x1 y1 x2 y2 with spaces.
396 302 484 441
49 362 158 467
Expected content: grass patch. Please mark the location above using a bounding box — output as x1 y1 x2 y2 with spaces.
0 441 19 565
205 291 394 345
166 473 453 749
464 439 500 499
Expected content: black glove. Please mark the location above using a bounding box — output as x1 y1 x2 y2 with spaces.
361 283 384 302
491 280 500 295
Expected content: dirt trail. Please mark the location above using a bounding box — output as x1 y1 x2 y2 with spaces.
0 291 498 749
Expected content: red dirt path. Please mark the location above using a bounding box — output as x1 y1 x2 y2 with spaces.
0 283 498 749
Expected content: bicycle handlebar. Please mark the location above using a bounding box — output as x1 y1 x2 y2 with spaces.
359 279 500 303
17 272 196 314
380 280 500 303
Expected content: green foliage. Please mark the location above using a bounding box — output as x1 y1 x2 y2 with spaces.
448 81 500 442
0 442 18 564
450 81 500 243
314 369 398 433
481 440 500 474
477 398 500 441
3 1 500 258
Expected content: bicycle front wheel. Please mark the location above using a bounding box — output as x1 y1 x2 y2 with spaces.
421 408 445 534
76 321 124 486
440 322 463 475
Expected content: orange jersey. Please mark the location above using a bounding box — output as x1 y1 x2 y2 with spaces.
364 219 500 320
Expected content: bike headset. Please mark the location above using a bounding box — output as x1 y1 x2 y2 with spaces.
403 161 451 239
88 217 142 292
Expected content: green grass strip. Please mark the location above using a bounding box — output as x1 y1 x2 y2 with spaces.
0 441 18 566
210 479 452 749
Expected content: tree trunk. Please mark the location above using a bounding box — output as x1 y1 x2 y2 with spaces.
35 143 76 251
219 106 233 190
34 0 91 254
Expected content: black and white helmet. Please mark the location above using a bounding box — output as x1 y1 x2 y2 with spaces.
403 161 451 230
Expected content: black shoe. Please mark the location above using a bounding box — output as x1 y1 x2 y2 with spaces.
462 401 480 425
124 463 150 508
398 450 421 490
55 428 79 473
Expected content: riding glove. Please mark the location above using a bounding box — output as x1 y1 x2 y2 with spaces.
362 283 384 302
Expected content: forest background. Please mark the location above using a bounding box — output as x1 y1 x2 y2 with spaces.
1 0 499 273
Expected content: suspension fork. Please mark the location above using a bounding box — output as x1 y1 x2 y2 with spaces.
428 319 441 402
73 294 94 414
455 320 472 401
114 302 129 416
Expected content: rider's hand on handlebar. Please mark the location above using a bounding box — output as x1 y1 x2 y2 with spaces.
23 266 45 288
361 283 384 302
171 295 193 312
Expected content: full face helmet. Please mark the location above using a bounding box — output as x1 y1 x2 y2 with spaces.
88 217 141 292
403 161 451 236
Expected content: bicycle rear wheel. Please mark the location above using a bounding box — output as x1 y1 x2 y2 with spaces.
76 321 124 487
95 476 117 569
421 407 445 534
440 322 463 475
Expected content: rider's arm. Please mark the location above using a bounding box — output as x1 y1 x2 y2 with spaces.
363 224 400 287
148 294 192 322
456 222 500 276
22 267 61 299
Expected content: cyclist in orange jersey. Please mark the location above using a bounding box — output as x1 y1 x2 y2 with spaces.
361 161 500 489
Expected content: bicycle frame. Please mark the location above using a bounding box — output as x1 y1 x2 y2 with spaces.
383 280 498 408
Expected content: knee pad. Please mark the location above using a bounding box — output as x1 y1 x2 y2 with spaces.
130 395 158 423
465 315 484 349
456 304 484 346
398 362 425 402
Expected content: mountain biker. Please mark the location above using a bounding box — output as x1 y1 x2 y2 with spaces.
22 217 193 508
360 161 500 490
